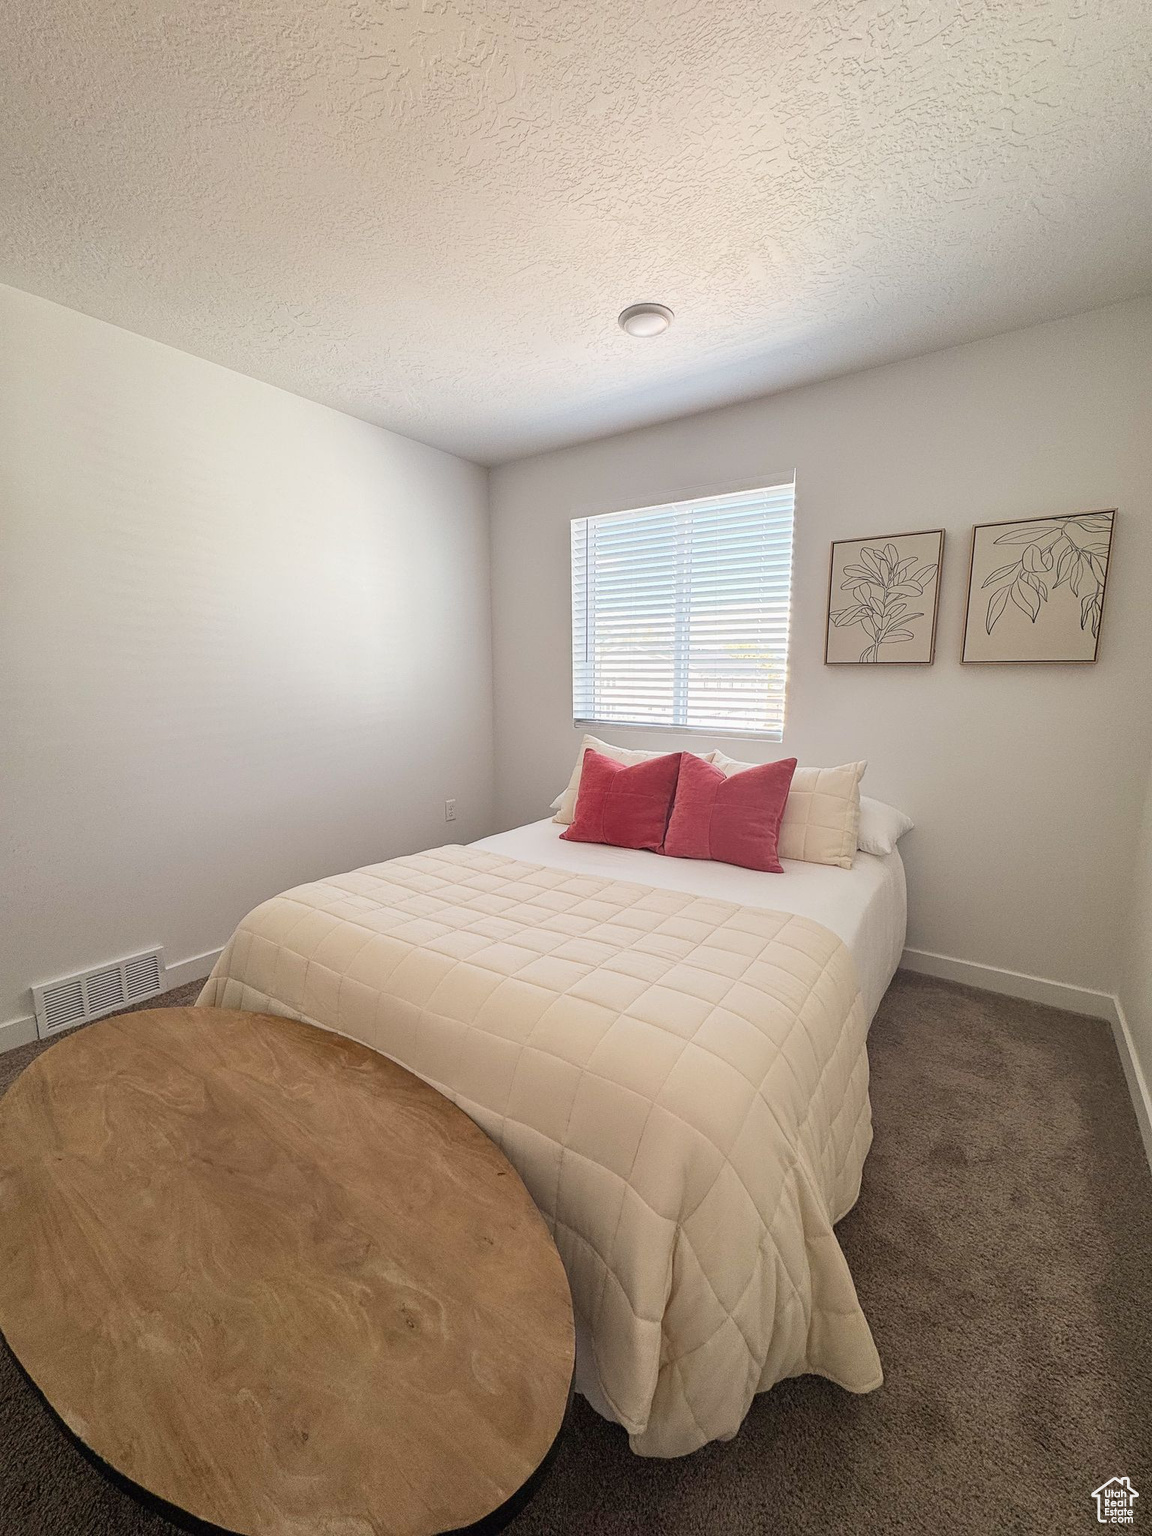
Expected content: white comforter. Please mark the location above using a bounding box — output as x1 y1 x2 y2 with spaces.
474 818 907 1022
198 844 881 1456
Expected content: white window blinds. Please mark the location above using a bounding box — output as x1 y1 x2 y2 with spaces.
571 482 795 740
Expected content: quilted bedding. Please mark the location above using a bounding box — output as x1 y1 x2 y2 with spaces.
197 845 881 1456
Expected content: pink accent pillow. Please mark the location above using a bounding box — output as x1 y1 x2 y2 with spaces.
664 752 798 872
561 749 683 853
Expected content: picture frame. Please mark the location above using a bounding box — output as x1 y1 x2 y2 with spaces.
960 510 1116 664
824 529 944 665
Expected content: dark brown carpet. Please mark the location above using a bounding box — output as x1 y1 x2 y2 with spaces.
1 972 1149 1535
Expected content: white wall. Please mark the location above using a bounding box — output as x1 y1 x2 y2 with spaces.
0 284 494 1028
489 298 1152 998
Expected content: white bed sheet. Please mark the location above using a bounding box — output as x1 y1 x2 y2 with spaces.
471 819 906 1022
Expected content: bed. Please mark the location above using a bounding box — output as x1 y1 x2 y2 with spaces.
474 818 906 1025
197 819 906 1457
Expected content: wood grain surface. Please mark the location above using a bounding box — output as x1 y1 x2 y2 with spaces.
0 1008 574 1536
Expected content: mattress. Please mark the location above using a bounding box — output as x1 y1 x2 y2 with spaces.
472 818 907 1022
198 842 881 1456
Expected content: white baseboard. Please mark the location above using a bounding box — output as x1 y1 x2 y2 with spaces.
0 1015 38 1053
1112 998 1152 1174
901 946 1152 1174
0 947 223 1057
900 947 1116 1020
164 947 223 991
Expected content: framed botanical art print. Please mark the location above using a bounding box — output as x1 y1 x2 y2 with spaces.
961 510 1115 664
825 529 943 665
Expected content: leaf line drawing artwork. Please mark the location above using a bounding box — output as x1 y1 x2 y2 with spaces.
962 509 1116 664
981 512 1112 641
829 540 940 663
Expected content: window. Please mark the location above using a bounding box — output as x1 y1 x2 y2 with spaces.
571 481 795 740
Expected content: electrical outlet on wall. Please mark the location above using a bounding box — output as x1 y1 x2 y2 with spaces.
444 798 457 822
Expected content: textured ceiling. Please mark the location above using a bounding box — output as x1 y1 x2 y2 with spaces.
3 1 1151 464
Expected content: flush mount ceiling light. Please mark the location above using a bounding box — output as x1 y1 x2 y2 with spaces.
618 302 674 337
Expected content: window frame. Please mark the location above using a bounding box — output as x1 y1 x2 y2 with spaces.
569 474 796 743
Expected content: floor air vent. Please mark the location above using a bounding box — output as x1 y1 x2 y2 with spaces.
32 949 166 1038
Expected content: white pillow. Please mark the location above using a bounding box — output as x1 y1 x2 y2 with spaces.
551 735 672 824
709 753 867 869
857 796 914 856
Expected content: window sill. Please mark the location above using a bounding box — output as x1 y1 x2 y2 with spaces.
573 718 784 744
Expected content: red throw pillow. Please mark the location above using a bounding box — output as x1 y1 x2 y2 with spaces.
664 752 798 872
560 749 683 853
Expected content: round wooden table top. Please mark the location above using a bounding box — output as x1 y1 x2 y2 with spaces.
0 1008 574 1536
